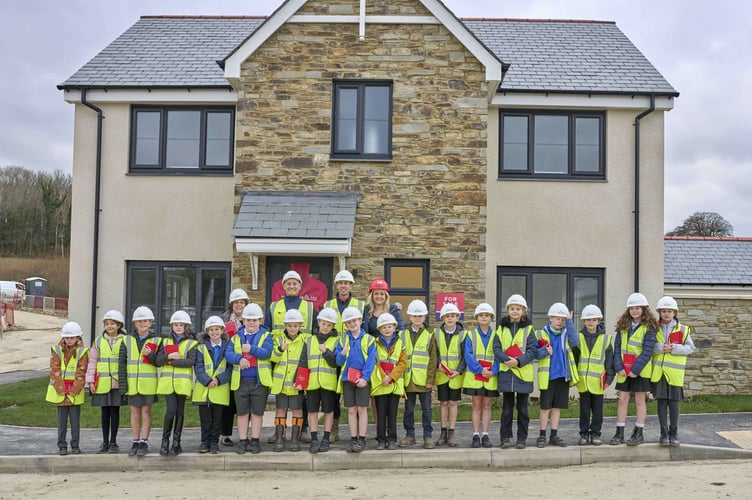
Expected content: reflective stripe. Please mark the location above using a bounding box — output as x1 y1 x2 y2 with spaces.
435 328 463 389
577 333 610 395
617 325 653 383
497 325 534 382
537 329 579 390
46 346 88 405
462 328 497 390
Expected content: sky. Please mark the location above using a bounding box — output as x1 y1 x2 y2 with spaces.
0 0 750 235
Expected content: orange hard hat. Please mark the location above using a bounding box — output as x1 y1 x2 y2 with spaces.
369 278 389 293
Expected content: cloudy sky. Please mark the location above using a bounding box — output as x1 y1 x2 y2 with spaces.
1 0 749 234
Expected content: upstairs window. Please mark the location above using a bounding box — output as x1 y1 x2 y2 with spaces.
500 110 605 179
130 106 234 173
332 81 392 160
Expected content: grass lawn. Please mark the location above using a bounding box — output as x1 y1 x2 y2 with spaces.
2 376 750 428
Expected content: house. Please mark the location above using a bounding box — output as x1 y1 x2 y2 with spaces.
59 0 677 339
664 236 752 394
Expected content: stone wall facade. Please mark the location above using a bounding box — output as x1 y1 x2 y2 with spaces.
234 0 488 312
676 297 752 395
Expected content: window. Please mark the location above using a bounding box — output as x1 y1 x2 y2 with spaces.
130 106 234 173
385 259 430 315
496 267 603 329
126 261 231 335
332 81 392 160
500 110 605 179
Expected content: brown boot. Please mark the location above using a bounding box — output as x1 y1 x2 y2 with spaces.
447 429 458 448
435 428 448 446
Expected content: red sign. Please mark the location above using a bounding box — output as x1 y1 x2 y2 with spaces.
435 293 465 321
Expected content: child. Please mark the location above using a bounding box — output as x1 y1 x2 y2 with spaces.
652 296 696 447
121 306 161 457
46 321 88 455
305 307 340 453
372 313 407 450
155 310 197 455
434 302 466 447
535 303 579 448
463 303 499 448
226 303 273 455
610 292 658 446
492 294 537 449
399 300 437 449
270 309 309 452
192 316 233 454
573 305 614 446
86 309 127 453
335 306 376 453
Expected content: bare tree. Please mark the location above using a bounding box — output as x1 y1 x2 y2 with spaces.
666 212 733 237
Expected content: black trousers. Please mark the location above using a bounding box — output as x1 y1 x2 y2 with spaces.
374 394 399 443
220 392 236 436
579 392 604 435
164 394 187 435
500 392 530 442
199 403 225 445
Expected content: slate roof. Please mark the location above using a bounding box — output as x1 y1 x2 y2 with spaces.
664 237 752 286
232 191 361 239
59 16 677 96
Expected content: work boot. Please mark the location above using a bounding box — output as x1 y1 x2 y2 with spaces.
435 428 448 446
289 425 301 452
423 436 435 449
669 426 680 447
331 416 340 442
273 425 286 452
659 427 670 447
399 435 416 448
626 426 644 446
309 438 319 454
159 438 170 456
590 433 602 446
267 432 278 444
171 440 183 455
300 428 311 444
609 427 625 445
446 429 458 448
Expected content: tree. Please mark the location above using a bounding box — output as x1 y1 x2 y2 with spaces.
666 212 733 237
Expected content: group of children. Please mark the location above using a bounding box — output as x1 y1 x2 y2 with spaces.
49 285 695 456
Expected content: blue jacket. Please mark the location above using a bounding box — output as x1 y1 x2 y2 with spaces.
335 329 376 382
464 325 497 375
224 325 273 382
536 318 579 382
194 338 233 387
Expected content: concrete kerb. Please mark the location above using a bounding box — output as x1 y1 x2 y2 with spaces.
1 445 750 474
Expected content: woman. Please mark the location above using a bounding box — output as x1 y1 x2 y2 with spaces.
362 279 405 336
218 288 249 446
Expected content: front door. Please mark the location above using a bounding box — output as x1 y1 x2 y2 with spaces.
266 256 333 310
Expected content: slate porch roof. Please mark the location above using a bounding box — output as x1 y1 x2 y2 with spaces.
664 237 752 286
59 16 677 96
232 191 361 240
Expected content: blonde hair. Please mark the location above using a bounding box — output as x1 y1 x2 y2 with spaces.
366 290 392 318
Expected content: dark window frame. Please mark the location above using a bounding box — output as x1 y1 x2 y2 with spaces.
331 80 393 160
499 109 606 179
129 105 235 174
385 258 431 303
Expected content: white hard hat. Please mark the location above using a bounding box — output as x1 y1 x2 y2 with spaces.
341 306 363 323
334 270 355 283
102 309 125 325
317 307 339 324
169 310 192 325
376 313 398 329
132 306 155 321
61 321 83 338
282 270 302 284
406 300 428 316
626 293 649 308
474 303 495 318
656 296 678 311
229 288 249 303
242 303 264 320
283 309 304 324
581 304 603 320
204 315 225 330
439 303 460 318
505 294 528 309
547 303 569 318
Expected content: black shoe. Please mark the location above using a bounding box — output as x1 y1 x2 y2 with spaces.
137 441 148 457
626 426 644 446
578 434 590 446
590 433 602 446
309 439 319 454
108 443 119 453
515 441 526 449
318 439 330 453
471 435 481 448
199 442 210 453
481 435 492 448
71 448 82 455
221 437 234 446
159 439 170 456
376 440 386 450
500 438 512 449
171 442 183 455
96 442 109 454
549 435 566 447
669 426 680 447
609 427 625 446
659 427 670 447
536 436 546 448
210 444 220 454
250 440 261 454
58 447 68 456
237 439 250 455
128 442 140 456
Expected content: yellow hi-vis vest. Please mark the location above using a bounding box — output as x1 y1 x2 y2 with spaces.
336 333 375 394
46 345 88 405
371 337 405 397
497 324 535 382
462 327 498 391
230 329 273 390
92 334 124 394
157 337 197 396
576 332 611 395
124 335 161 396
651 323 690 386
191 344 230 405
324 297 365 335
616 324 653 383
306 334 339 391
400 327 433 388
435 328 463 389
270 333 308 396
536 329 580 390
270 299 314 341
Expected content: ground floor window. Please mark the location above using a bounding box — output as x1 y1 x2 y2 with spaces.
126 261 230 336
385 259 430 314
496 266 604 328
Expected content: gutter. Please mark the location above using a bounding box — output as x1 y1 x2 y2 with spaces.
79 89 104 344
633 94 655 292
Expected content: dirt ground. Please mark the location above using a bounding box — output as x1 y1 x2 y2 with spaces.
0 310 67 373
0 460 750 499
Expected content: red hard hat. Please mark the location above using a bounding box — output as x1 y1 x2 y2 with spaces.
369 278 389 293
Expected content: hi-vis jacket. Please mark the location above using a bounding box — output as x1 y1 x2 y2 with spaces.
334 329 376 393
614 323 656 384
492 318 537 394
46 341 88 406
270 331 309 396
306 332 339 392
399 325 437 391
574 326 614 395
192 338 233 405
122 332 161 396
434 324 466 389
156 333 198 396
651 321 696 387
269 298 315 340
89 333 125 394
371 335 407 397
323 296 365 336
535 319 580 390
226 325 273 390
463 326 498 391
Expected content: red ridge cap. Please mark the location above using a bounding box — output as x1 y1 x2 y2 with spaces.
140 15 268 19
664 236 752 241
460 17 616 24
